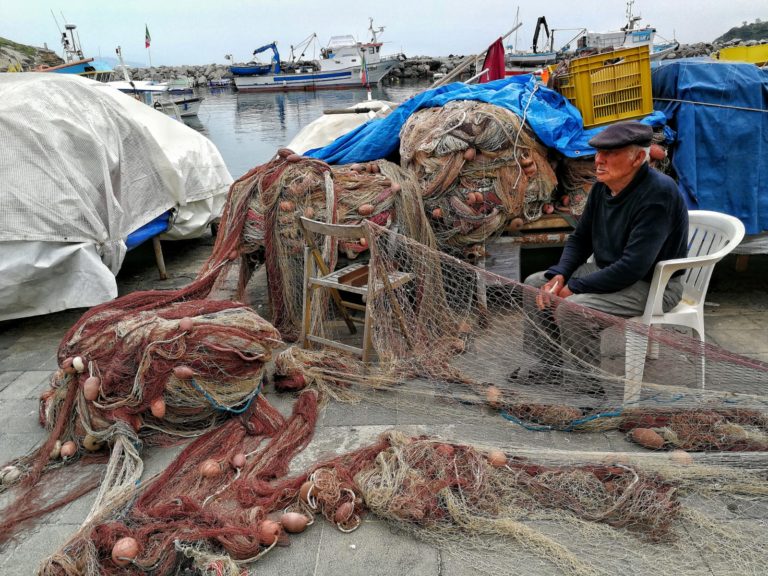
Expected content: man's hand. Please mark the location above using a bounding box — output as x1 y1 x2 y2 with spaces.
536 274 567 310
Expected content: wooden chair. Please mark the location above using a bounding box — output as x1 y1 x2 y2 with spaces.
297 217 413 363
623 210 745 402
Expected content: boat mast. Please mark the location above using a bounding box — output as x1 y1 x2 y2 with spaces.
61 23 84 63
368 18 385 44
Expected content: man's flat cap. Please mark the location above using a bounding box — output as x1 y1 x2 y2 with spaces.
588 121 653 149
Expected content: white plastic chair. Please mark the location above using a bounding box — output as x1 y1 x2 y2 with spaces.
623 210 745 402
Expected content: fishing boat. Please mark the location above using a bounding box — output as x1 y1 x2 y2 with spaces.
232 19 403 92
505 2 678 76
38 22 113 81
108 48 203 118
574 1 679 61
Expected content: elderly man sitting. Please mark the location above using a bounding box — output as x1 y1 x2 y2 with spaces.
519 121 689 394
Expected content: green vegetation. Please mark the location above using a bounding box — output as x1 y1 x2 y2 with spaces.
0 37 37 57
715 19 768 43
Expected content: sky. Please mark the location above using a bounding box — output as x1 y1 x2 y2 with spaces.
2 1 764 67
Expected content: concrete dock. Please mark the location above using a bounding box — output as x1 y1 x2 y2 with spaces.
1 234 766 575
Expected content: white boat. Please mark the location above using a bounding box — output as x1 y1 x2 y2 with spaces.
233 19 402 92
108 49 203 118
575 1 679 61
505 2 678 75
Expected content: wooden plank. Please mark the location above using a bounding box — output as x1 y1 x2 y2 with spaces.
518 215 572 231
307 335 363 356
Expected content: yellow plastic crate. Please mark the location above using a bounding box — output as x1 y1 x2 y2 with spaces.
555 45 652 128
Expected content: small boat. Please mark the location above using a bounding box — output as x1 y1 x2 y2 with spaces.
573 1 679 61
108 48 204 119
38 23 113 81
505 2 678 76
232 19 403 92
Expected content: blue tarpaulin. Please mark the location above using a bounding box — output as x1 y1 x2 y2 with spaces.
306 76 666 163
652 59 768 235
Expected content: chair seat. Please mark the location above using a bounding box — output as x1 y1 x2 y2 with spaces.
311 262 413 298
631 301 701 332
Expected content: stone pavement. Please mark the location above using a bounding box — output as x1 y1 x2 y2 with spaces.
0 235 766 575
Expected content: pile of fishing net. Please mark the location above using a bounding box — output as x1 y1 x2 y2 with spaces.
230 150 433 340
399 100 557 258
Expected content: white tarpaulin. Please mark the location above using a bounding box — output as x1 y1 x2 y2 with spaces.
0 73 233 320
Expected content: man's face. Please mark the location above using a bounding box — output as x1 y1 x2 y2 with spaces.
594 146 644 191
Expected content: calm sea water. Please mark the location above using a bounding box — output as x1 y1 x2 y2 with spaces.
183 80 432 179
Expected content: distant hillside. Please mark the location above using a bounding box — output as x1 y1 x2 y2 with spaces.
715 19 768 43
0 37 62 70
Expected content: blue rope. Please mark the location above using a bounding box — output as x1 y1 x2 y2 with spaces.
187 377 262 414
500 408 624 432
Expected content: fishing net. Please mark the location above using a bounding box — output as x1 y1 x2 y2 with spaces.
2 99 768 575
399 100 557 258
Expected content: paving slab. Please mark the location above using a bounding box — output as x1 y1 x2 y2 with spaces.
0 242 765 575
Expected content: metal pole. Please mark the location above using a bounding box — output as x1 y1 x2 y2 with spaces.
429 23 521 89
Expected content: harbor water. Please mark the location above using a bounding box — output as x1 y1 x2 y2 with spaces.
183 80 431 179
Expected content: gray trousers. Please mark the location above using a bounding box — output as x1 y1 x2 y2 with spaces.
523 262 684 369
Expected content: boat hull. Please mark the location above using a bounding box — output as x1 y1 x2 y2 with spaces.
234 58 399 92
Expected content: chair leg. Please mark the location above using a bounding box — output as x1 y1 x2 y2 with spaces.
624 324 649 404
301 247 312 350
693 319 706 389
361 298 374 364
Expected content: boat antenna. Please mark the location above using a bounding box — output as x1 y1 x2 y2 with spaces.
50 9 62 36
513 6 520 52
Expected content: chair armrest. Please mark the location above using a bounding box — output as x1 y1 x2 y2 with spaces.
642 253 725 319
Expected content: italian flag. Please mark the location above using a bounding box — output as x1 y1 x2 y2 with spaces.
145 25 151 49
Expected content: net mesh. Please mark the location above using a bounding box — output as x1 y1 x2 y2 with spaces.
1 100 767 575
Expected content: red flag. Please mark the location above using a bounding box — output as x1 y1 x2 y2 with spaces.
480 37 505 83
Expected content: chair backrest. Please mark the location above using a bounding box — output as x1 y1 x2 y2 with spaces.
298 216 368 241
680 210 746 302
638 210 745 321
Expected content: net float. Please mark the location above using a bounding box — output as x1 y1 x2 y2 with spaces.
173 366 195 380
367 162 380 173
669 449 693 465
456 320 472 334
487 450 507 468
82 434 104 452
509 217 525 232
280 512 310 534
350 163 365 172
60 440 77 459
178 317 194 332
0 465 22 485
279 200 296 212
560 195 571 207
228 250 239 260
304 207 315 219
542 203 555 214
200 459 222 478
649 143 667 161
519 155 534 168
357 203 375 216
630 428 665 450
230 453 247 469
299 480 317 509
390 182 402 194
257 519 281 545
150 397 166 419
431 207 443 219
486 386 502 408
434 443 455 458
334 501 355 525
277 148 294 158
449 338 465 354
111 536 139 567
72 356 86 373
82 376 101 401
463 147 476 161
359 237 368 248
285 153 302 163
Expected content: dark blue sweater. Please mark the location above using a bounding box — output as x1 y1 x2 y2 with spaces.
548 164 688 294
